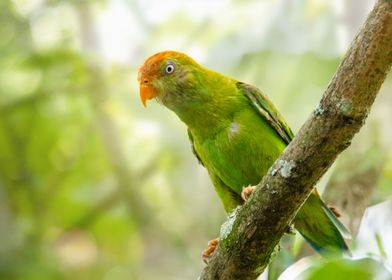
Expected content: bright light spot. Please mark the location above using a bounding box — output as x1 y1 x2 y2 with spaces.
12 0 43 17
134 120 161 138
97 0 144 64
30 4 79 50
56 230 98 268
140 0 231 23
355 200 392 266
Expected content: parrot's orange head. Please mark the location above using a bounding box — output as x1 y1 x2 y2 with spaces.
137 50 200 107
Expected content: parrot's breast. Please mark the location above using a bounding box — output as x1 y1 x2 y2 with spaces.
194 109 287 195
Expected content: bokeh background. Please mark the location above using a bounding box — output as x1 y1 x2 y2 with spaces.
0 0 391 279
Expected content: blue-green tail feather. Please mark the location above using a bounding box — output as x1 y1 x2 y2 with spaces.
294 191 351 256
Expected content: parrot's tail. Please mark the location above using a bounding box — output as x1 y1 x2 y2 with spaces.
294 191 351 256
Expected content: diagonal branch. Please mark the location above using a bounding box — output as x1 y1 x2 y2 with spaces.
200 1 392 279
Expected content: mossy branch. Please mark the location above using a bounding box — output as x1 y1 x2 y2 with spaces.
200 1 392 279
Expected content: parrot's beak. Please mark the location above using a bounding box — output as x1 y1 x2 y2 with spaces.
138 69 158 107
139 83 157 107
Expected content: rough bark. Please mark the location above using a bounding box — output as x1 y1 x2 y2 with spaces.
200 1 392 279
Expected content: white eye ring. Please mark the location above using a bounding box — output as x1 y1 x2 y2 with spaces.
165 64 175 74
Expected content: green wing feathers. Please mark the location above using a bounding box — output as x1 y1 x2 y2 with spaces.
187 129 243 212
187 129 204 166
237 82 294 144
208 171 244 213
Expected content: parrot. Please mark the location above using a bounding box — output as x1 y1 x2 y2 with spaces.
137 50 350 261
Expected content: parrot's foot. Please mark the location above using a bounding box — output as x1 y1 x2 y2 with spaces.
241 185 256 201
202 238 219 264
329 206 342 218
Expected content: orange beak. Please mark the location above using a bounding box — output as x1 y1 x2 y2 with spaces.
139 83 158 107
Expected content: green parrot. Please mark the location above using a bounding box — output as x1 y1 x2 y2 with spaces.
137 50 350 260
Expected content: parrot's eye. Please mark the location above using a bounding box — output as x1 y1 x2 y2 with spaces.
165 63 175 74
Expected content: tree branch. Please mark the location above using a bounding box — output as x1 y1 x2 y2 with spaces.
200 1 392 279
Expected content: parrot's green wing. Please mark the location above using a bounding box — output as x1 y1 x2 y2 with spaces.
187 129 243 212
237 82 294 144
187 129 204 166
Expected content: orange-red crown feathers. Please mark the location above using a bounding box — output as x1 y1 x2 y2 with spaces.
137 51 195 106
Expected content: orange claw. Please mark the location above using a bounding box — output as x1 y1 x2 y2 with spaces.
241 185 256 201
329 206 342 218
202 238 219 264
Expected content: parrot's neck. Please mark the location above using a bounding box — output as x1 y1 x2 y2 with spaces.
177 103 233 138
174 82 242 139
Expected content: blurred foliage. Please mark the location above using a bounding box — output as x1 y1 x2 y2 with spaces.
279 256 392 280
305 257 391 280
0 0 391 279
